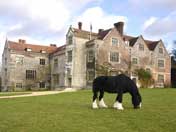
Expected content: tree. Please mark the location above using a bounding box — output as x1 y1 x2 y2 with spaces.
135 68 154 88
96 62 113 76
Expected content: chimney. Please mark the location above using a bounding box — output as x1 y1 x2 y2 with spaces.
98 29 104 33
78 22 82 30
114 22 124 35
18 39 26 44
50 44 56 47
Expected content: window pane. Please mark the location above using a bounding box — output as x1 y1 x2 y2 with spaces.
112 38 118 46
158 60 164 68
159 48 163 54
40 59 45 65
26 70 36 80
88 50 94 62
139 44 144 51
110 52 119 62
67 51 72 62
132 58 138 64
158 75 164 82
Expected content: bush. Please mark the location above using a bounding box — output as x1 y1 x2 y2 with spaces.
136 68 154 88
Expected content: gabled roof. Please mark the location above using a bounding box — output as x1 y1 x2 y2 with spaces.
73 28 98 39
123 35 139 46
145 40 160 51
97 29 111 40
52 45 66 54
8 40 58 53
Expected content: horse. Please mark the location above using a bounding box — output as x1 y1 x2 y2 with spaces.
92 74 142 110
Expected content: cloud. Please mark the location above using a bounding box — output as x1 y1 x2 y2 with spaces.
129 0 176 11
143 11 176 36
73 7 128 32
142 17 158 31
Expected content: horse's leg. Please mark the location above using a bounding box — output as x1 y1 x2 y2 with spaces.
113 93 124 110
92 91 98 109
99 90 108 108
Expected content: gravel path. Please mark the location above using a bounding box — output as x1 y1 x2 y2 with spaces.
0 88 76 99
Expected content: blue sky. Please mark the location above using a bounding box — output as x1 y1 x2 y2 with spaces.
0 0 175 58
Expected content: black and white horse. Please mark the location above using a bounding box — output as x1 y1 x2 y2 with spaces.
92 74 142 110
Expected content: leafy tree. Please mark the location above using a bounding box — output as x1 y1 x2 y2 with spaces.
135 68 154 88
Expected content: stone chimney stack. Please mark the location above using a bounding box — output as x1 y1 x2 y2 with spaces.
18 39 26 44
98 29 104 33
114 22 124 36
78 22 82 30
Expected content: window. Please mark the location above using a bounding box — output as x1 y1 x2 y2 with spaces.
110 52 119 62
16 83 22 88
87 71 94 81
40 59 45 65
158 59 164 68
125 41 129 46
53 74 59 85
40 50 46 53
112 38 119 46
5 68 7 76
146 68 151 73
25 48 32 52
67 51 72 62
54 59 58 68
158 74 164 83
139 43 144 51
159 48 163 54
5 58 7 65
88 50 94 62
39 82 45 88
132 58 138 64
16 56 23 64
26 70 36 80
67 68 71 76
68 35 73 45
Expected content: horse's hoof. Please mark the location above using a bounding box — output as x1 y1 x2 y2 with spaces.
99 105 108 108
99 99 108 108
117 107 124 110
92 102 99 109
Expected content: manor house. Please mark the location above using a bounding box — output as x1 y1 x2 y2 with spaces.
1 22 171 91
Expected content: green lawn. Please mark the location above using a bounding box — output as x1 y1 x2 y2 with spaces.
0 92 31 96
0 88 176 132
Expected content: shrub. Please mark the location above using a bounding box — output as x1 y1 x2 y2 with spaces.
135 68 154 88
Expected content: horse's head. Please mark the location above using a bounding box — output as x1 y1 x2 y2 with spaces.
132 94 142 109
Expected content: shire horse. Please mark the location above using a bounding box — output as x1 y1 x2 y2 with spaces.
92 74 142 110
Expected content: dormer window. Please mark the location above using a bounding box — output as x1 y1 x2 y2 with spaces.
112 38 119 46
25 48 32 52
40 50 46 53
139 43 144 51
159 48 163 54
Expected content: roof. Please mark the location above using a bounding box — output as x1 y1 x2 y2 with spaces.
123 35 139 46
52 45 66 54
97 29 111 40
73 28 98 39
145 40 160 51
8 40 58 53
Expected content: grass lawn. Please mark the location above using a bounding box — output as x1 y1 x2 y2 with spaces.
0 92 32 97
0 88 176 132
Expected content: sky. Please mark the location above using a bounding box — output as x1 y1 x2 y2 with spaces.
0 0 176 59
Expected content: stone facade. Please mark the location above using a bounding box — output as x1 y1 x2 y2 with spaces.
1 22 171 91
1 40 57 91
